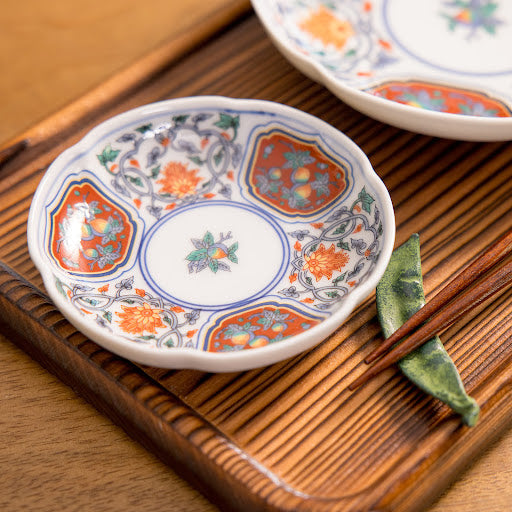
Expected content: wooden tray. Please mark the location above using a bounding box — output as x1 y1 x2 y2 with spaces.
2 9 512 512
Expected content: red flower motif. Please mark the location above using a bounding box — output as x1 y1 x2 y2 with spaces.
300 6 354 50
116 302 164 335
157 161 201 198
303 243 349 281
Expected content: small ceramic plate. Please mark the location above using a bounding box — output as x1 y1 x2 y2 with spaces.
28 97 394 371
251 0 512 141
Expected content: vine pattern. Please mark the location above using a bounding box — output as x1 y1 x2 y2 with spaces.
96 112 243 219
276 0 398 83
280 187 383 310
55 276 201 349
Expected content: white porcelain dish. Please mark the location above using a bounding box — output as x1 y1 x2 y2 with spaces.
28 96 394 371
251 0 512 141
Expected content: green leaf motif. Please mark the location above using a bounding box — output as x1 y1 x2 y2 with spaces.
214 113 240 139
482 3 498 16
209 259 219 273
97 145 120 168
150 165 161 179
188 156 205 166
103 311 112 323
128 176 143 187
186 248 207 261
358 187 375 213
173 115 189 125
203 231 214 246
332 272 346 286
135 124 153 134
333 224 346 235
215 113 239 130
213 149 224 166
55 277 67 298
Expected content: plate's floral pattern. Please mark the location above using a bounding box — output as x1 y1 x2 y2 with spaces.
367 80 512 116
55 275 201 348
244 128 350 217
54 183 382 351
275 0 398 82
299 5 355 49
440 1 503 39
45 107 387 353
203 302 324 352
49 179 137 276
281 187 382 310
185 231 239 274
96 111 243 219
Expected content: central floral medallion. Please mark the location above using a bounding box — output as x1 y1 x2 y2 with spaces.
185 231 239 274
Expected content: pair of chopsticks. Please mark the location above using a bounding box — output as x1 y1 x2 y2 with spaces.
349 229 512 391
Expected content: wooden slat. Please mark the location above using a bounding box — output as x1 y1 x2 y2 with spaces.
1 13 512 512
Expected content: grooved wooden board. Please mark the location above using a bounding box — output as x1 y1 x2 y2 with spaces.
2 12 512 512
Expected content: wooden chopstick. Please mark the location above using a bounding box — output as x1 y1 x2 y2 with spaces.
366 229 512 364
348 229 512 391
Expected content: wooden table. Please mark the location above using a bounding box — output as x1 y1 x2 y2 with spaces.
1 2 512 511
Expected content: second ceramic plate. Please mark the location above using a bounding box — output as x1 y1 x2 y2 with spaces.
252 0 512 141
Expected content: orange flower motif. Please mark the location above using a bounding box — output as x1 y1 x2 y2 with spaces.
300 7 354 50
157 161 201 198
116 302 165 335
303 243 349 281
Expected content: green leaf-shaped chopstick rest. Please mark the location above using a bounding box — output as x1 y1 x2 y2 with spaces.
376 234 479 426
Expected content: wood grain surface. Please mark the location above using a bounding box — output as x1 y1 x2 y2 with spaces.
2 2 512 512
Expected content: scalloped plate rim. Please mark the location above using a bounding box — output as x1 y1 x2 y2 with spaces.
27 96 395 372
